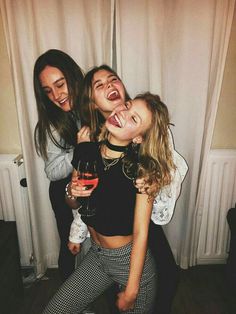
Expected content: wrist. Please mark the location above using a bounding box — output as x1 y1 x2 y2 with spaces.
124 288 138 301
65 183 77 200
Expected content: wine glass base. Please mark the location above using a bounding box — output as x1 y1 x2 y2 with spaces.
78 207 96 217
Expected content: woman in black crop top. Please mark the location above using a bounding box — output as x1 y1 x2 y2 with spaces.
43 93 175 314
72 141 138 236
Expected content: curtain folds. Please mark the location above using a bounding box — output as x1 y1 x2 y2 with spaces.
193 0 236 265
0 0 235 274
0 0 114 276
115 0 235 268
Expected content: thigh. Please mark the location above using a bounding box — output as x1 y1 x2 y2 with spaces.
100 242 156 314
127 275 156 314
43 248 113 314
75 237 91 267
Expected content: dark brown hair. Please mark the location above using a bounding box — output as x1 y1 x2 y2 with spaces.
34 49 84 159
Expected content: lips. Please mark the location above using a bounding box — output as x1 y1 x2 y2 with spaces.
59 97 69 106
107 90 120 101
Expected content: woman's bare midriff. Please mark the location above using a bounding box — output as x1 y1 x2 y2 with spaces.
88 226 133 249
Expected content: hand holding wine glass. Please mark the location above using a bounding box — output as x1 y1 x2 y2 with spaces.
76 159 99 217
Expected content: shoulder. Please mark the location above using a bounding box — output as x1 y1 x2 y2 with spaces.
46 126 65 148
48 125 60 140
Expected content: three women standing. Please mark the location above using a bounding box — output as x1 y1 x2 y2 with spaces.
33 51 187 313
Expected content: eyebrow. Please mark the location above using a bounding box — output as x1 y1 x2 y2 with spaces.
41 77 65 88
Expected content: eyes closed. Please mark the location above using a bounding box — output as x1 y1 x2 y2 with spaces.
124 101 138 124
42 78 66 95
94 76 119 90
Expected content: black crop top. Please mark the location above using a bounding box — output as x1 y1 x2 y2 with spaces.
72 142 138 236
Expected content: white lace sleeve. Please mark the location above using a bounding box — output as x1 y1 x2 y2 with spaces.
151 129 188 225
69 211 90 243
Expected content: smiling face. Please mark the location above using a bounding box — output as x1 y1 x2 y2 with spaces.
105 99 152 145
39 65 71 112
91 69 126 117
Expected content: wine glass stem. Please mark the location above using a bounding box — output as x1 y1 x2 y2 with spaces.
86 197 90 210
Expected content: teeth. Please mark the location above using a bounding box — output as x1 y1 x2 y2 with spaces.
108 91 117 97
114 114 121 127
107 90 118 100
59 98 67 105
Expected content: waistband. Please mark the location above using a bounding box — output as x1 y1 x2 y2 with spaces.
91 239 133 257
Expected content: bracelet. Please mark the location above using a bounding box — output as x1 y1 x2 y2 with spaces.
65 183 77 200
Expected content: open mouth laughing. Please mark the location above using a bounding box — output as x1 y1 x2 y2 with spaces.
107 90 121 101
107 113 122 127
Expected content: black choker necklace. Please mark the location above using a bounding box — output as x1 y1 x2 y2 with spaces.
105 140 129 152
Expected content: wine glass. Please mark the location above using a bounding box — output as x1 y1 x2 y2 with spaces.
77 160 99 217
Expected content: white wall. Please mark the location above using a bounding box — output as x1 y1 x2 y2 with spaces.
0 13 21 154
211 7 236 149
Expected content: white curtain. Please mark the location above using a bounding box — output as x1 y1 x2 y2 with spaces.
0 0 114 276
115 0 235 268
0 0 235 275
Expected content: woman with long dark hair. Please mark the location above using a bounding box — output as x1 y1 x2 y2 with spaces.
33 49 84 280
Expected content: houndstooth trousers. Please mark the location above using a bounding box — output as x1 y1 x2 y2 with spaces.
43 240 157 314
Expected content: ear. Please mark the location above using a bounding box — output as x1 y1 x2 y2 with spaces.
132 135 143 144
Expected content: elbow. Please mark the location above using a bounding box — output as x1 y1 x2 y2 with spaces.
133 229 149 245
45 168 69 182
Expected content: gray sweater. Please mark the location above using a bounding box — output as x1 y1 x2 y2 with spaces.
44 124 80 181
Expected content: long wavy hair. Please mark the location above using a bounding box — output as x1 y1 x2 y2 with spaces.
34 49 84 159
100 92 176 198
79 64 130 141
134 92 176 197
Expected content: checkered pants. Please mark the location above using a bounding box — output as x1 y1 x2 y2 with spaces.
43 240 156 314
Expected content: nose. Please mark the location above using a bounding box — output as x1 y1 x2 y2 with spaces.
107 80 113 89
115 104 127 119
52 88 60 101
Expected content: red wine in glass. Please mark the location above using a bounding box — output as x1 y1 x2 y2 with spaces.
77 173 99 190
77 160 98 217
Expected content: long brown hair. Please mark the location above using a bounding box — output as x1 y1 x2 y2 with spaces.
34 49 84 159
79 64 130 141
